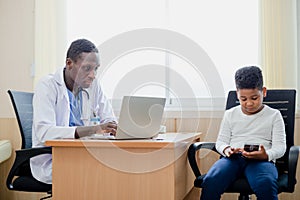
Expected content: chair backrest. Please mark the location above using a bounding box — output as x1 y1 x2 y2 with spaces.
226 89 296 173
8 90 34 149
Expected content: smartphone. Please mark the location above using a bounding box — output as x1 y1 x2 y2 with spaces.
244 144 259 152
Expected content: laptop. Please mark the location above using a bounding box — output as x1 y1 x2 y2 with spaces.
86 96 166 140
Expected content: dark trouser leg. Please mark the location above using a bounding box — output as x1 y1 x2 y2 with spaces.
200 155 246 200
244 161 278 200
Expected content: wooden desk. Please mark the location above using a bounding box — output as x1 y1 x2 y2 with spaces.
46 132 201 200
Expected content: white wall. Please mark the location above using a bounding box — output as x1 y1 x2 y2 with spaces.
0 0 35 118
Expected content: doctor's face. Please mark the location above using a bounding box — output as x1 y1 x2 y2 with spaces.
68 52 100 89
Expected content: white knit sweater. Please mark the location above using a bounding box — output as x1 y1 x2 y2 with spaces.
216 105 286 161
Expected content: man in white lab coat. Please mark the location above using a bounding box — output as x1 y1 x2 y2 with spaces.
30 39 117 184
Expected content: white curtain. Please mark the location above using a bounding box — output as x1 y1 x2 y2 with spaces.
34 0 67 86
259 0 298 89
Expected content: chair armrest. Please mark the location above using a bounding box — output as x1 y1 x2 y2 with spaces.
188 142 219 177
6 147 52 189
287 145 300 192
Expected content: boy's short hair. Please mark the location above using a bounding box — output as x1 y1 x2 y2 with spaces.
66 39 99 62
235 66 263 90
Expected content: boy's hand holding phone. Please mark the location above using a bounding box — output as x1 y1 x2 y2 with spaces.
242 144 269 160
244 144 259 152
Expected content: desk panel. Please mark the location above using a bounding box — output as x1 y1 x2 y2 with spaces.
46 133 201 200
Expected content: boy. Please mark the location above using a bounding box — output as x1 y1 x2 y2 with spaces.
200 66 286 200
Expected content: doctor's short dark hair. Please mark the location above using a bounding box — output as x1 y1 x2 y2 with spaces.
66 39 99 62
235 66 263 90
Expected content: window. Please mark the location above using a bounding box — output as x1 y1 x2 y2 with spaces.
66 0 259 111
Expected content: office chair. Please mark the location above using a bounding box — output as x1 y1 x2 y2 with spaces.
6 90 52 200
188 89 300 200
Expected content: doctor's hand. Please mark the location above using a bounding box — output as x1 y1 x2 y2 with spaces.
96 121 117 135
241 145 269 160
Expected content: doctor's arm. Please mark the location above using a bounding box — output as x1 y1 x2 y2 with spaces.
75 122 117 138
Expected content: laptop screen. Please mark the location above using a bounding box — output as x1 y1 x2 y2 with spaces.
116 96 166 139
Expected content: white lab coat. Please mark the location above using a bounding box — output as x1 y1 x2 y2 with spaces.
30 67 116 184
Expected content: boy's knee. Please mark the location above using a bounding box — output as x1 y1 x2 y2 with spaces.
201 175 215 187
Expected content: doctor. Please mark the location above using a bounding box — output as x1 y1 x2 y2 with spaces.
31 39 117 184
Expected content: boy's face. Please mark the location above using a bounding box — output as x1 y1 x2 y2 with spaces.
237 87 266 115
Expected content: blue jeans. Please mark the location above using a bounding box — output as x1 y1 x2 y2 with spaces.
200 154 278 200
